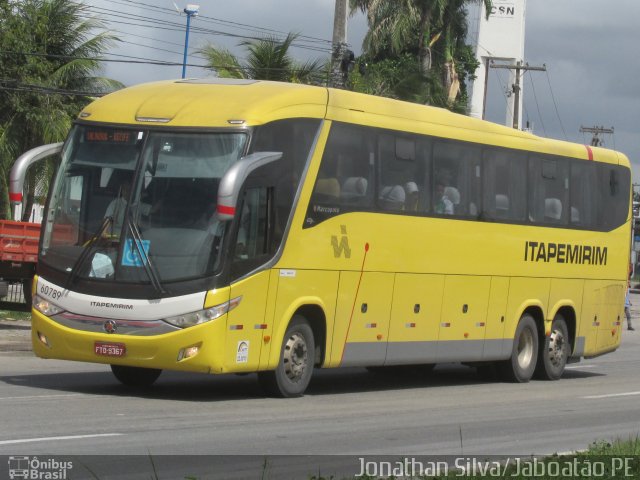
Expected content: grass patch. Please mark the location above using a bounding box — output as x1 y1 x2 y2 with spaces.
0 309 32 321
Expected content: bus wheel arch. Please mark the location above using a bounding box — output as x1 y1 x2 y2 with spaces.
555 305 576 354
295 304 327 367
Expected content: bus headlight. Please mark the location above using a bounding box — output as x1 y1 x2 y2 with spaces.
33 295 65 316
163 296 242 328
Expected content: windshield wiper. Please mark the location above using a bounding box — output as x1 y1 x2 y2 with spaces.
126 210 166 297
65 215 113 289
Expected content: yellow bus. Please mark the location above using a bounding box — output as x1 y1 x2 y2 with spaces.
18 79 631 397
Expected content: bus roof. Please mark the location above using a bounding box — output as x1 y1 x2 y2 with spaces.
79 78 628 167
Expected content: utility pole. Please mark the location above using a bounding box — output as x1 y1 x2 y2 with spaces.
329 0 348 88
181 4 200 79
579 125 614 147
490 61 546 130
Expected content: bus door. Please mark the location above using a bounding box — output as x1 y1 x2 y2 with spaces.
332 271 394 367
437 275 491 362
386 273 444 365
224 186 273 372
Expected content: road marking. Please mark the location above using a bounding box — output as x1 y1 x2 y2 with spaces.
565 364 596 370
583 391 640 399
0 394 85 401
0 433 123 446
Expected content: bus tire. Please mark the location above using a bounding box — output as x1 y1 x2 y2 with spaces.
499 314 538 383
534 314 569 380
111 365 162 387
258 316 315 398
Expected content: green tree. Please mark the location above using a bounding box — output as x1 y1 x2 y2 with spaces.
0 0 121 220
199 32 325 84
349 0 491 109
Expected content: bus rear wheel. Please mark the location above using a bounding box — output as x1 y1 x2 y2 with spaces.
534 314 569 380
110 365 162 387
499 313 538 383
258 316 315 398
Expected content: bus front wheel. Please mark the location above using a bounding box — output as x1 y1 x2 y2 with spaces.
258 316 315 398
534 314 569 380
110 365 162 387
499 314 538 383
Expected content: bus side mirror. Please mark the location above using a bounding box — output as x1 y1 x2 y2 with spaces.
10 143 63 221
217 151 282 221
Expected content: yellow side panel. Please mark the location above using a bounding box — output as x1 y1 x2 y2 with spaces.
483 277 510 359
388 274 444 342
548 279 583 321
580 280 603 356
438 276 490 361
581 280 623 357
386 273 444 365
268 269 339 370
224 271 270 372
598 283 624 352
331 272 394 367
258 269 280 370
505 277 550 338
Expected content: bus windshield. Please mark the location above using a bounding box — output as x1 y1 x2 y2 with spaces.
41 125 248 285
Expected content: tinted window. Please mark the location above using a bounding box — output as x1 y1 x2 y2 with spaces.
306 123 374 226
432 141 481 217
597 164 630 231
570 161 598 228
377 133 430 213
250 118 321 244
528 156 569 225
483 149 527 222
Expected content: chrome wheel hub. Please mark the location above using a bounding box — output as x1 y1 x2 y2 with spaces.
547 328 566 367
283 332 308 383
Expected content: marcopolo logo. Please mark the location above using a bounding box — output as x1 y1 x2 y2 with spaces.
8 456 72 480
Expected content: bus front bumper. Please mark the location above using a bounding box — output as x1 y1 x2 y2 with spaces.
31 309 229 374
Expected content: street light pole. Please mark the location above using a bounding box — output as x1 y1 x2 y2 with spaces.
181 4 200 79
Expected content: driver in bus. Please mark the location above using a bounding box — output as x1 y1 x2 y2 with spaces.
104 179 131 237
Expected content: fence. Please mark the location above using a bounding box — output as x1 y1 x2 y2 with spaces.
0 282 29 311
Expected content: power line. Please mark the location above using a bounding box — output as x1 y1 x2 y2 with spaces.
545 69 568 141
0 50 329 82
81 2 333 54
0 80 108 97
97 0 333 46
526 70 546 137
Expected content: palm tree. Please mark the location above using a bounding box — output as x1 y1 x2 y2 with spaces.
0 0 122 220
350 0 491 106
438 0 479 102
198 32 324 84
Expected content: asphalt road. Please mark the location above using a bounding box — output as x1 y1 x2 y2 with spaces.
1 298 640 479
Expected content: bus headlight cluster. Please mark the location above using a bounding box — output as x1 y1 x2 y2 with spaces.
33 295 65 316
163 296 242 328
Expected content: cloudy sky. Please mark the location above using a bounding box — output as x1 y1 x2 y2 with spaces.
84 0 640 181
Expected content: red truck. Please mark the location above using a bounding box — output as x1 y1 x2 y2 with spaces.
1 143 63 306
0 220 40 304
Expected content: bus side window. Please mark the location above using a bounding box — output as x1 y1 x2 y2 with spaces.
432 140 481 217
482 149 527 222
306 122 373 226
528 156 569 225
596 164 631 231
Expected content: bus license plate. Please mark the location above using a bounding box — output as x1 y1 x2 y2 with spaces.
94 342 126 357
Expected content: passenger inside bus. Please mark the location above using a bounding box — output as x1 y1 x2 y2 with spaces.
434 182 454 215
